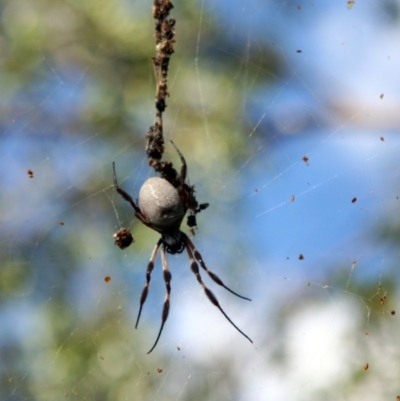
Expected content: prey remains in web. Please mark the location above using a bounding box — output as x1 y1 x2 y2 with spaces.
112 0 252 354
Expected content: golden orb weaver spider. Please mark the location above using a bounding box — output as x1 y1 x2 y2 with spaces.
113 142 252 353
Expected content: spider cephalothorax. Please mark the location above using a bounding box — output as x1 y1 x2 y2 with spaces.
113 142 252 353
160 231 185 254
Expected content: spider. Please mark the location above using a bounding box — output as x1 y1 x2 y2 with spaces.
113 142 253 353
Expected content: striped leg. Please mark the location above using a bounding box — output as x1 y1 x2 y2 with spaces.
147 246 172 354
135 240 162 329
185 237 252 344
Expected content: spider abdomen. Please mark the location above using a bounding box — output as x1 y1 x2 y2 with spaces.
139 177 185 232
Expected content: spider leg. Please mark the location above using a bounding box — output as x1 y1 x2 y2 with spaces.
112 162 149 224
185 242 253 344
136 239 162 329
170 140 187 184
147 246 172 354
184 234 251 302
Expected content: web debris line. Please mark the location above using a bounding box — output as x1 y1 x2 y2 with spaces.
141 0 199 196
145 0 180 179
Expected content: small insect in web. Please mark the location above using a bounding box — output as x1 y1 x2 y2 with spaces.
113 142 253 353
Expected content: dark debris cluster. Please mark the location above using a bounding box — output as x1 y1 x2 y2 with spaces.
113 228 134 249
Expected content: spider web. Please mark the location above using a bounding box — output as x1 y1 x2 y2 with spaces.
1 0 400 400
